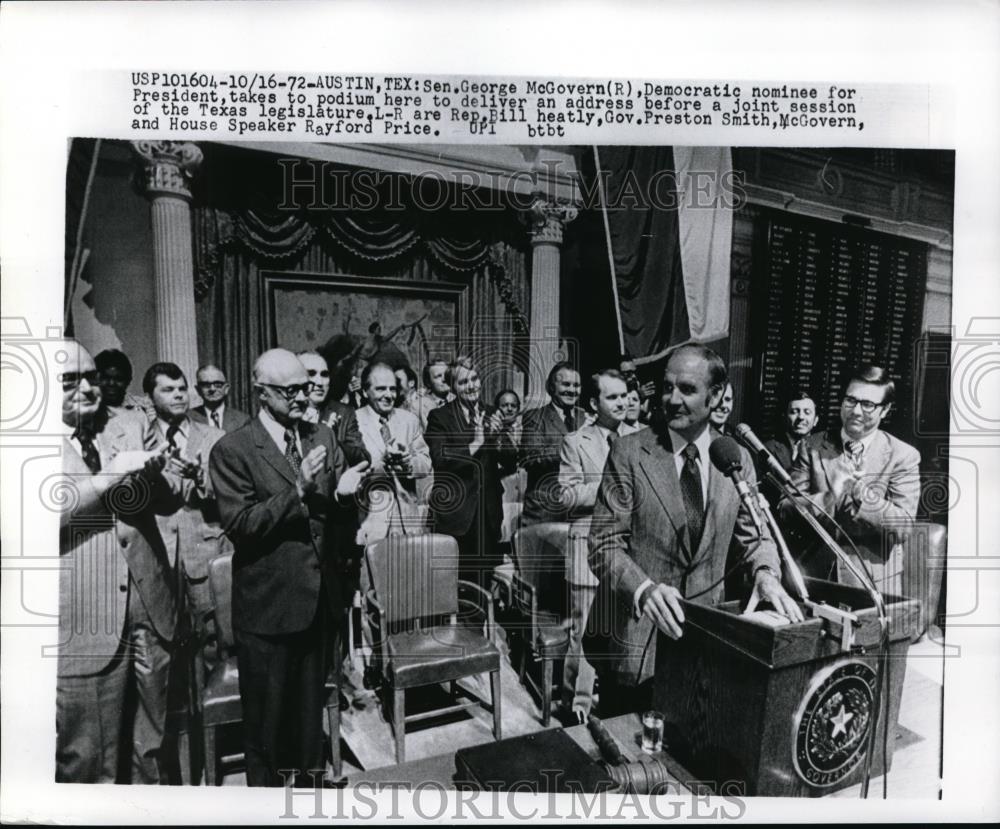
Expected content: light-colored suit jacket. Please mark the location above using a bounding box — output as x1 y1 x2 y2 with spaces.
585 426 780 686
59 413 177 677
354 405 432 544
410 388 452 431
558 422 641 587
559 422 642 518
782 429 920 595
151 416 231 579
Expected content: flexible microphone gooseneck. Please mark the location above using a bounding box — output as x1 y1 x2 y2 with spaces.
733 422 891 799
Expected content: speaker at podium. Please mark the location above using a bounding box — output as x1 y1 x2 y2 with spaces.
652 577 920 797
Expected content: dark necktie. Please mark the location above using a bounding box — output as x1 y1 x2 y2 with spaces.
792 437 805 462
679 443 704 551
74 428 102 473
284 427 302 474
564 409 575 432
607 429 618 450
211 410 221 430
165 422 180 449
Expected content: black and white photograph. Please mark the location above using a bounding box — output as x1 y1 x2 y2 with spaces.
52 137 954 795
1 2 998 825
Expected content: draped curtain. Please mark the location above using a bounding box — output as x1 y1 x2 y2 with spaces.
193 207 529 411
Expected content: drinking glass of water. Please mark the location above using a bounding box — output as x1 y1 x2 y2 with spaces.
641 710 664 754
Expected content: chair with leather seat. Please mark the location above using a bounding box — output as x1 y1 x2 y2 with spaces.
202 553 342 784
509 522 572 727
364 533 502 764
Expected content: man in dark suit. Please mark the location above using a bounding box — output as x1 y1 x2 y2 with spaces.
586 345 802 716
209 349 368 787
763 390 822 472
56 341 179 783
759 390 824 506
519 361 588 525
425 355 516 590
780 366 920 595
144 361 229 674
191 364 250 433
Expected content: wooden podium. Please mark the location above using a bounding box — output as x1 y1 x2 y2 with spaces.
652 578 920 797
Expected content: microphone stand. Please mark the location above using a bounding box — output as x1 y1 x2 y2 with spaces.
761 467 890 799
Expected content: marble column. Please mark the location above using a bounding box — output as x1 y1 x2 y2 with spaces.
130 141 203 385
521 196 578 407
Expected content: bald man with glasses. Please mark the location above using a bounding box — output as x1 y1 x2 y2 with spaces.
209 349 369 787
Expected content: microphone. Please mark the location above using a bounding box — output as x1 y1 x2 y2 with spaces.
734 422 793 487
708 436 766 537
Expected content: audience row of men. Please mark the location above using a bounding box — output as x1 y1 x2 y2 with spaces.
57 342 919 786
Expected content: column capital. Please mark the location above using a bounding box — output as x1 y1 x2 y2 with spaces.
131 140 203 200
520 195 578 246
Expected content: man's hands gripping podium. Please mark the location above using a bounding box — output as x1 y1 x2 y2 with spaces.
637 434 804 640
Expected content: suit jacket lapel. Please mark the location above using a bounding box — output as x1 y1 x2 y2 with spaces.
251 417 297 485
638 438 690 559
691 460 738 567
818 432 842 491
579 428 606 474
866 430 890 473
185 418 206 459
97 415 130 465
450 400 473 441
544 405 564 437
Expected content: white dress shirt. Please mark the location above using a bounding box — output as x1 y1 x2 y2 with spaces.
633 425 714 616
156 416 189 453
205 403 226 430
258 408 301 457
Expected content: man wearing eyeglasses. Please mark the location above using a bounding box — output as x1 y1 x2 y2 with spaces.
55 341 179 784
208 348 369 787
782 365 921 595
190 364 250 433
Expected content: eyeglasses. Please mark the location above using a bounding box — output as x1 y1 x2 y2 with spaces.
197 381 227 390
258 382 314 400
842 395 884 414
59 370 101 390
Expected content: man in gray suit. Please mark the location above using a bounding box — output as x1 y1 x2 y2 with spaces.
781 366 920 594
144 361 229 674
586 345 802 716
191 364 250 433
557 368 640 723
56 341 179 783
